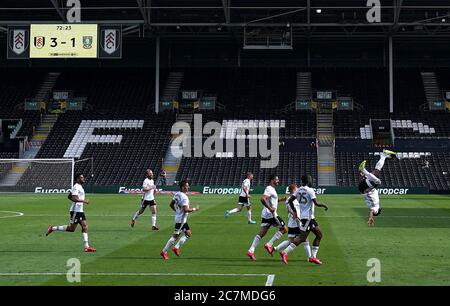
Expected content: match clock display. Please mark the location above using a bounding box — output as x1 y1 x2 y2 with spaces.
30 24 98 58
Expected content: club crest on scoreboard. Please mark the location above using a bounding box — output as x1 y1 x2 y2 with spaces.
82 36 93 49
9 29 29 55
34 36 45 49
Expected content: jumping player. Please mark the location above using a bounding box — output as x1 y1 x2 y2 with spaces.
358 149 396 226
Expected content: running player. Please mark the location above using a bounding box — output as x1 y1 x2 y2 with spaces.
280 175 328 265
131 169 158 230
273 184 312 260
160 180 200 260
358 149 396 226
45 174 96 252
224 172 256 224
246 174 287 261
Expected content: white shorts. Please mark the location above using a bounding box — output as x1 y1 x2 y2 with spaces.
364 189 380 214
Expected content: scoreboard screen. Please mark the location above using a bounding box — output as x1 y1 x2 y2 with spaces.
370 119 394 148
30 24 98 58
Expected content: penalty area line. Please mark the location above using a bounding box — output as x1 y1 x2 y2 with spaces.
0 272 274 285
0 211 24 219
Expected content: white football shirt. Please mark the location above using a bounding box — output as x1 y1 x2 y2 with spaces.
173 191 190 224
294 186 316 220
70 183 85 213
285 198 300 228
261 185 278 219
142 178 156 201
239 178 251 197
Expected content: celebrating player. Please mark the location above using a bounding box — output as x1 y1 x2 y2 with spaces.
160 180 200 260
273 184 312 260
358 149 396 226
131 169 158 230
246 174 287 261
45 174 96 252
224 172 256 224
280 175 328 265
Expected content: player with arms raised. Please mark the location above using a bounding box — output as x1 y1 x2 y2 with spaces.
358 149 396 226
45 174 96 252
225 172 256 224
131 169 159 230
160 180 200 260
246 174 287 261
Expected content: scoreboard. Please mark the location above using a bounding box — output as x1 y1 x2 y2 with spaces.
30 24 98 58
370 119 394 148
8 24 122 59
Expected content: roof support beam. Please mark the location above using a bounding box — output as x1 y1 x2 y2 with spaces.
50 0 67 22
136 0 149 25
222 0 230 24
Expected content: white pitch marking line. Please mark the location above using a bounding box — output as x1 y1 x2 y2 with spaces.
18 214 450 219
0 272 271 277
265 274 275 286
0 211 24 219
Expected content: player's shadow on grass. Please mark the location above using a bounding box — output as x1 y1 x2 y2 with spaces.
353 208 450 228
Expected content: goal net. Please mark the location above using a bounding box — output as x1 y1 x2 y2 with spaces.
0 158 93 193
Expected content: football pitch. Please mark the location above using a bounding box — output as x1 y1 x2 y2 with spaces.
0 193 449 286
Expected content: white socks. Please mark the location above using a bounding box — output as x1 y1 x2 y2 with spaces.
311 246 319 258
52 225 67 231
375 155 386 171
249 235 261 253
267 231 283 247
274 240 290 251
152 214 157 226
163 237 176 252
282 243 297 254
247 210 252 221
82 232 89 248
303 241 312 258
132 210 140 221
229 208 240 214
175 235 189 249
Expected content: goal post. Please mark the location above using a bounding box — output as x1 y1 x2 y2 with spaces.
0 158 93 193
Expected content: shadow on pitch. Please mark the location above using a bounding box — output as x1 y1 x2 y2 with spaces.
353 207 450 228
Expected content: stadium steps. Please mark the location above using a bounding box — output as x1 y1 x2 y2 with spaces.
0 161 29 186
317 106 336 186
161 72 184 101
160 113 192 185
296 72 312 100
34 72 60 100
421 72 443 104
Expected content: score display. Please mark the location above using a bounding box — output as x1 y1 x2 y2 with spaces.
30 24 98 58
7 24 121 59
370 119 394 148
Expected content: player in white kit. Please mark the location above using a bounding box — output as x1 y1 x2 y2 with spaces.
358 149 396 226
273 184 312 260
131 169 159 230
45 174 96 252
280 175 328 265
246 175 287 261
224 172 256 224
160 180 200 260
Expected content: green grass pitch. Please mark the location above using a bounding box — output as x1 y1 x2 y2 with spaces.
0 193 449 286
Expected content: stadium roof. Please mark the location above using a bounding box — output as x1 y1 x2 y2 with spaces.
0 0 450 39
